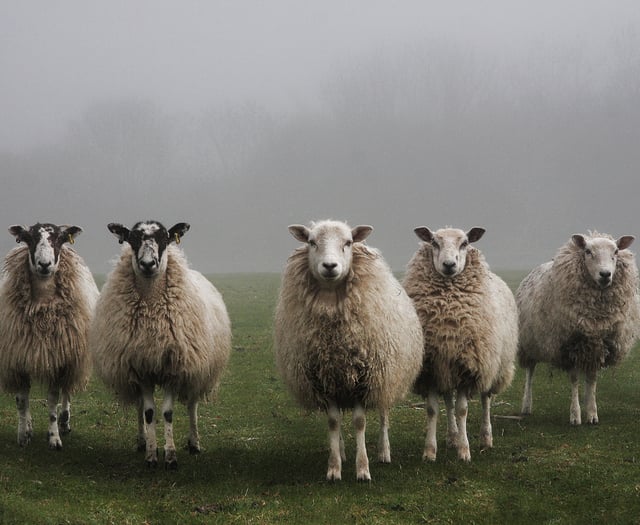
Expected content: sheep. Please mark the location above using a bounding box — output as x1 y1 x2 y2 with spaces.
274 219 423 481
403 226 518 462
90 220 231 468
0 223 99 449
517 231 640 425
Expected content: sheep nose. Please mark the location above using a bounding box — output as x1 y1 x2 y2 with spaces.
38 261 51 269
599 271 611 279
139 260 156 272
443 261 456 270
323 262 338 271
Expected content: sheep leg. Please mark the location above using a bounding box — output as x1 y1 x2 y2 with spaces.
455 391 471 462
16 387 33 447
377 407 391 463
187 399 201 454
59 391 71 434
326 404 342 481
444 391 458 449
136 398 147 452
47 387 63 450
142 386 158 467
521 364 536 415
480 393 493 449
584 369 598 425
423 390 439 461
353 404 371 481
162 390 178 469
569 369 582 425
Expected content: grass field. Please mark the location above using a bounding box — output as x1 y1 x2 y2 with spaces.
0 272 639 524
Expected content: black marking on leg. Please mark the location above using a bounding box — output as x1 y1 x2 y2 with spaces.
144 408 154 425
59 410 70 424
163 410 173 423
49 414 57 423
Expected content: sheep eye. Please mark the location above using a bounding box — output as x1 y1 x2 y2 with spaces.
614 249 619 255
431 240 439 250
585 249 592 256
344 240 352 249
309 240 317 248
460 241 468 249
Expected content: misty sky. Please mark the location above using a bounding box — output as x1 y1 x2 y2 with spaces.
1 1 640 274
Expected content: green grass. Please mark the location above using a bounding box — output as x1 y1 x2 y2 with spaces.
1 272 639 524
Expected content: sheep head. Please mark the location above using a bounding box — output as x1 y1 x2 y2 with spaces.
288 220 373 288
571 233 634 288
414 226 485 278
9 223 82 278
108 220 190 278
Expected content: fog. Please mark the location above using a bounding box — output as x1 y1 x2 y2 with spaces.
1 1 639 274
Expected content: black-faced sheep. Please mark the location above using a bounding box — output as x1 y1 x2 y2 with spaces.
517 231 640 425
403 227 518 462
90 220 231 468
274 220 423 481
0 223 99 449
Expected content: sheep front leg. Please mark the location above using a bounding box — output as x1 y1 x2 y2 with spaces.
521 364 535 415
59 391 71 435
353 404 370 481
162 390 177 469
480 393 493 449
136 398 146 452
326 404 342 481
455 391 471 462
444 391 458 449
16 387 33 447
47 388 62 450
187 399 201 454
569 369 582 425
142 386 158 467
584 369 598 425
377 407 391 463
423 390 439 461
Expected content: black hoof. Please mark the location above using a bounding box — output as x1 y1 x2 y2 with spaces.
187 443 201 455
165 460 178 470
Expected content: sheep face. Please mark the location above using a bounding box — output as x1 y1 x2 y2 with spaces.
8 223 82 278
414 226 485 278
571 233 635 288
288 220 373 287
108 221 190 278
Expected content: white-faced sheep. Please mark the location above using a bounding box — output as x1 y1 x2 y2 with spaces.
403 227 518 462
0 223 99 449
274 220 423 481
90 220 231 468
517 231 640 425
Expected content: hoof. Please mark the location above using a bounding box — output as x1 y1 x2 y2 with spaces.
165 460 178 470
422 445 437 462
146 459 158 469
187 442 201 455
326 468 341 482
356 471 372 482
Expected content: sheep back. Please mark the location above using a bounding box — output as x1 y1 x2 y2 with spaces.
0 245 98 393
517 235 640 372
403 244 517 397
274 244 423 411
91 245 231 405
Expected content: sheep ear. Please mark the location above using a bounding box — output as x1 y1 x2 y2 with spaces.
8 225 28 243
288 225 310 243
352 225 373 243
617 235 635 250
61 225 83 245
108 223 130 245
169 223 190 244
572 234 587 250
467 227 486 243
414 227 433 243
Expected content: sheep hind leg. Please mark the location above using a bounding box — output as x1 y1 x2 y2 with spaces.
47 387 62 450
162 390 178 469
186 399 201 454
142 386 158 467
353 404 370 481
423 390 439 461
455 391 471 462
16 387 33 447
480 393 493 450
136 398 147 452
584 370 598 425
569 369 582 425
326 404 342 481
521 364 535 415
377 407 391 463
59 391 71 435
